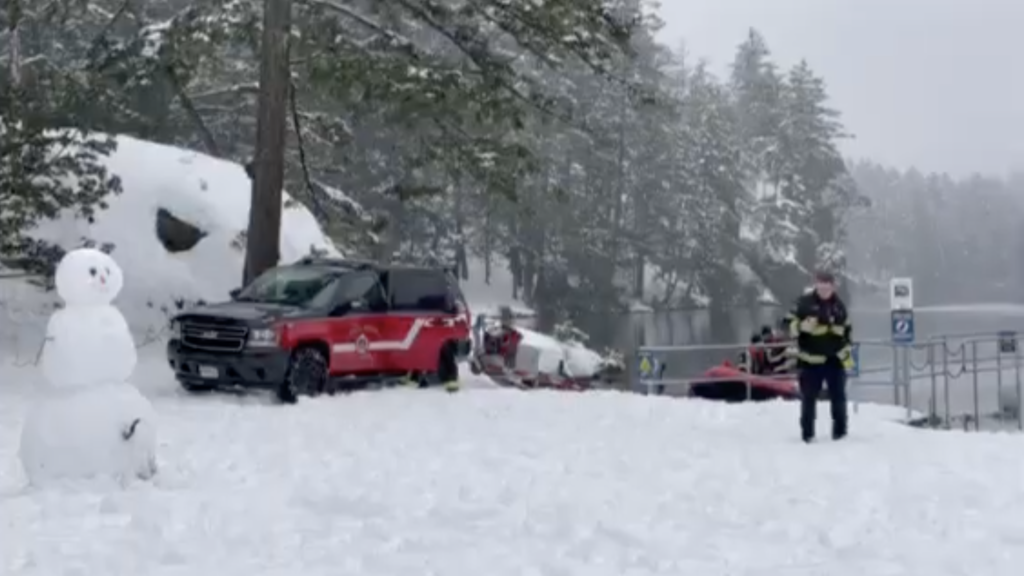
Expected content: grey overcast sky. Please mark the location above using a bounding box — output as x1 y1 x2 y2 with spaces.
655 0 1024 177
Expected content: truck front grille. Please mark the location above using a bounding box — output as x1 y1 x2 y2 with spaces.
180 318 249 352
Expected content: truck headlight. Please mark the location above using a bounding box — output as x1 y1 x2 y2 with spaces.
248 328 277 348
169 320 181 339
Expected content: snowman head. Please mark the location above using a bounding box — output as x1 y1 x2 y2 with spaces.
55 248 124 306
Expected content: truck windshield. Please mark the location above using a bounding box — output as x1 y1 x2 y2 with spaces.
235 266 336 306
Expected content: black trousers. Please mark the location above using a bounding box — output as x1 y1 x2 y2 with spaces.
798 361 847 439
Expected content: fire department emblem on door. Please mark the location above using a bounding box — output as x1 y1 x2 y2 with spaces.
355 334 369 354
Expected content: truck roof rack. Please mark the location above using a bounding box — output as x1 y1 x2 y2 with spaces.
384 261 458 277
295 257 378 270
296 257 458 277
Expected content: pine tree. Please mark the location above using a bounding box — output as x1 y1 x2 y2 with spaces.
1 3 123 279
728 29 795 299
679 65 746 307
729 28 783 186
3 3 885 320
777 60 858 276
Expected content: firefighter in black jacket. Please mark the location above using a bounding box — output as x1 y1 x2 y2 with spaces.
786 271 853 442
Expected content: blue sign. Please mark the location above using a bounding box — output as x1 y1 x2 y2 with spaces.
891 310 915 343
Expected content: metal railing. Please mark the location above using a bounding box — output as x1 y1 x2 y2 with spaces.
634 331 1024 431
892 333 1023 431
636 340 798 400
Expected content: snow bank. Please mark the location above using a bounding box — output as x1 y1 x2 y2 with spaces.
3 135 337 345
3 381 1023 574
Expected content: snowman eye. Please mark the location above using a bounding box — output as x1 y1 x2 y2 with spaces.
105 267 110 275
88 267 97 277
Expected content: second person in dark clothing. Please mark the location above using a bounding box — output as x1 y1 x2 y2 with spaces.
786 271 853 443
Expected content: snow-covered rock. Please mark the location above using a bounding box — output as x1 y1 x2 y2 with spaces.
2 135 338 347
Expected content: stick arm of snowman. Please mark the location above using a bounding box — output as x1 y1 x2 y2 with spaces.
122 418 141 440
35 314 59 364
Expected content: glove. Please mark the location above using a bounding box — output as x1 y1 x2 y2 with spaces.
799 317 817 332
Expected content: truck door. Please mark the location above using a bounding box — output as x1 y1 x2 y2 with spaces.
326 271 388 374
379 269 458 373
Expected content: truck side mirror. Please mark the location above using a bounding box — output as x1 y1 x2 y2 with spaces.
229 288 241 300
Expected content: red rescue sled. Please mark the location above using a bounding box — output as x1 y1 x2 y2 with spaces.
689 362 799 402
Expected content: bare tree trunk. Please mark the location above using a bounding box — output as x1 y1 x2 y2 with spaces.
453 183 468 279
483 199 492 283
633 185 646 298
609 90 627 276
165 65 222 157
243 0 292 285
7 0 22 86
508 217 521 300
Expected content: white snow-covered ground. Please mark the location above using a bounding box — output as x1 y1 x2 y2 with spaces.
4 349 1024 575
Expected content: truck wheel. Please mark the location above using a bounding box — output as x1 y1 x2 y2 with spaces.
278 346 328 403
438 342 459 386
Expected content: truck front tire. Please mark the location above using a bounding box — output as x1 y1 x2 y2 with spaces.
278 346 328 403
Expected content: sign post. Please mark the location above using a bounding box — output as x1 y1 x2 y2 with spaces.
889 277 914 409
637 350 663 395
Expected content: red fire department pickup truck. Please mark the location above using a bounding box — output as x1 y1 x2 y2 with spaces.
166 257 472 402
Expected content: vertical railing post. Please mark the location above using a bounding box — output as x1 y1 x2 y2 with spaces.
892 344 900 405
928 342 938 425
902 345 913 421
1016 341 1022 431
971 340 980 431
744 345 753 401
997 346 1004 417
942 338 951 428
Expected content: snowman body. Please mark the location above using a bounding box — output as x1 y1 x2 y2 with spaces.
19 248 158 485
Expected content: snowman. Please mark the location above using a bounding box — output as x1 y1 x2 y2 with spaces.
19 248 158 485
